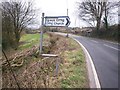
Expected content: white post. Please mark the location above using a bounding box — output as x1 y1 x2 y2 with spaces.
40 13 44 54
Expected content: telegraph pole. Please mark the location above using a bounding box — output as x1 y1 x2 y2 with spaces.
67 8 68 16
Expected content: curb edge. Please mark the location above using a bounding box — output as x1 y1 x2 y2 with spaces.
71 37 101 89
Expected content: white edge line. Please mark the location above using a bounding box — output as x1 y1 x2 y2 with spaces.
71 37 101 89
53 32 101 88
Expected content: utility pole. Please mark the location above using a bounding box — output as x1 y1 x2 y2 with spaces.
40 13 44 54
67 8 68 16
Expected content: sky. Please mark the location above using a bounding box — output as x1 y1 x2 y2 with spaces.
33 0 119 29
31 0 119 29
32 0 86 28
1 0 119 29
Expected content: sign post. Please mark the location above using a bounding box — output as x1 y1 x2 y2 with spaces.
39 14 70 54
66 26 69 37
44 16 70 27
39 13 44 54
39 14 70 76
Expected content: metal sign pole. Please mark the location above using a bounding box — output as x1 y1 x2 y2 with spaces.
40 13 44 54
66 26 69 37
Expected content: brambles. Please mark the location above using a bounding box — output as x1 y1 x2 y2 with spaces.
2 33 62 88
2 33 88 88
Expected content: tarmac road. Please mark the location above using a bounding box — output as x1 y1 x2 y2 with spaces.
71 34 119 88
54 32 119 88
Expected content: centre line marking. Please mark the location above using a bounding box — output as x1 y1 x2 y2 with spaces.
91 40 98 43
104 44 120 51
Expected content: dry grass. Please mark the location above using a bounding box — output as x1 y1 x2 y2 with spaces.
2 33 89 88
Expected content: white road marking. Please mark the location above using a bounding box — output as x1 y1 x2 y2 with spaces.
91 40 99 43
104 44 120 51
102 40 120 45
71 37 101 89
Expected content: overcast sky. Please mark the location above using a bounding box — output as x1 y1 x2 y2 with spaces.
31 0 86 28
31 0 119 29
1 0 119 28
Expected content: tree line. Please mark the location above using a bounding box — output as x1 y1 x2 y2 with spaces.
77 0 119 29
1 0 37 50
77 0 120 40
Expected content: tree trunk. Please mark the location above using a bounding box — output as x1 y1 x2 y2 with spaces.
96 18 101 31
104 17 108 30
104 3 108 31
14 31 20 50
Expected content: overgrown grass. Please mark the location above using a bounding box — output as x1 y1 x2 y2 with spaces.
19 33 48 50
60 38 89 88
2 33 89 88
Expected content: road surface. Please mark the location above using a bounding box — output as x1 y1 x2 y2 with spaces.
55 32 119 88
72 34 119 88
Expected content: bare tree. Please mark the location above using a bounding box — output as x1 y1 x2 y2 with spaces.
77 0 120 30
78 0 106 30
103 1 120 30
2 0 36 49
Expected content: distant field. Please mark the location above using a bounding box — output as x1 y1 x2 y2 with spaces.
19 33 48 50
3 33 49 59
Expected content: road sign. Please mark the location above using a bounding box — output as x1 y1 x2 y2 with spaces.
44 16 70 27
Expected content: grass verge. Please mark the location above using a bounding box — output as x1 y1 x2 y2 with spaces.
59 38 89 88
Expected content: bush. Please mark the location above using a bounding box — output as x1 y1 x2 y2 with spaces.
90 25 119 41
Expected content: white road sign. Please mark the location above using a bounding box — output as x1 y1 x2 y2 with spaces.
44 16 70 27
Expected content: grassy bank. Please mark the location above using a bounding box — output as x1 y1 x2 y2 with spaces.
2 33 89 88
59 38 89 88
